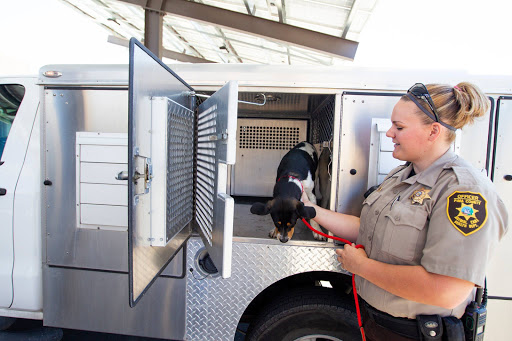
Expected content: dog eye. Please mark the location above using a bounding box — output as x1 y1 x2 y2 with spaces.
278 221 281 225
286 223 291 226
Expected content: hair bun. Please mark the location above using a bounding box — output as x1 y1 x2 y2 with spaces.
452 82 489 128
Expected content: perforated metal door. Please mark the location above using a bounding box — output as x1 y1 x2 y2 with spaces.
195 81 238 278
128 38 195 307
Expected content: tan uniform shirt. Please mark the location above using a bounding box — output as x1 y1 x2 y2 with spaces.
355 150 508 319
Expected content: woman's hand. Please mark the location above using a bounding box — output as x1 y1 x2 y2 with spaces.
335 244 368 275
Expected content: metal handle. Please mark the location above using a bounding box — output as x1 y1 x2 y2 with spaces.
504 175 512 181
116 171 128 180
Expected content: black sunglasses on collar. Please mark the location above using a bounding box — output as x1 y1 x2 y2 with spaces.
406 83 456 131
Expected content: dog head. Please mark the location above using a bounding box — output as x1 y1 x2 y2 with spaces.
250 198 316 243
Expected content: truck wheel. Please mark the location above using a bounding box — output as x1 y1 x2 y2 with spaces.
0 317 15 330
246 287 360 341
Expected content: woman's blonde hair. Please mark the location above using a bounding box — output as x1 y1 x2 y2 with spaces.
403 82 489 142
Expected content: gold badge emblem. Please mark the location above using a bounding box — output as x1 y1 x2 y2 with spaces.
447 191 488 236
410 188 431 204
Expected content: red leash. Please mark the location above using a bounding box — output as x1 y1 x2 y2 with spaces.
302 218 367 341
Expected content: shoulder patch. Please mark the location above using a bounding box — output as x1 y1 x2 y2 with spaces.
446 191 488 236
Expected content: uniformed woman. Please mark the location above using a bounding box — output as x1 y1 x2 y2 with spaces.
302 82 508 341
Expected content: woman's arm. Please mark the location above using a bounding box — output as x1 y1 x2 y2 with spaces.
302 192 360 242
338 245 475 309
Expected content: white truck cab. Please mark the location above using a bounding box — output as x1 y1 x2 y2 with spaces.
0 39 510 340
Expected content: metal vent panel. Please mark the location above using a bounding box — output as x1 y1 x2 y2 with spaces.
166 99 195 242
311 96 335 144
239 125 301 150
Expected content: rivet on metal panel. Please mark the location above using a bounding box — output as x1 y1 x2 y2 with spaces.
134 147 140 156
362 100 365 103
60 94 63 97
53 94 56 96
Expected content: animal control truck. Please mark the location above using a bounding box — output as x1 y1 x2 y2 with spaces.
0 38 510 340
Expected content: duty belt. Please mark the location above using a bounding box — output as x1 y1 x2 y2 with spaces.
362 300 420 339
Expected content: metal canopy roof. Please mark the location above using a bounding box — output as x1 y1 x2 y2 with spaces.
61 0 377 65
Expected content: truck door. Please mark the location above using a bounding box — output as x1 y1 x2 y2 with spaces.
485 97 512 340
128 38 237 306
0 81 36 308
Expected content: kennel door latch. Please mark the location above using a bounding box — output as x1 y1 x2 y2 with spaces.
209 130 228 141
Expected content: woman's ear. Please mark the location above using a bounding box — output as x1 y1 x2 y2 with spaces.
428 123 442 141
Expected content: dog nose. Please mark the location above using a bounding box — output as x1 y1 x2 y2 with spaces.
279 235 289 243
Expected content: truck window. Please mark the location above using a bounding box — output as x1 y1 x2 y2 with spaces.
0 84 25 160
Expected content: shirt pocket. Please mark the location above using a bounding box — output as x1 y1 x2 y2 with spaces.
381 201 428 262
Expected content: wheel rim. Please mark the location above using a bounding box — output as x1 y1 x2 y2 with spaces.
294 335 343 341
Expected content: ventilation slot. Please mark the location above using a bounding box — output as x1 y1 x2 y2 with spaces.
195 105 217 246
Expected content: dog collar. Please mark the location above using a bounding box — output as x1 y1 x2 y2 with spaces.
277 175 303 193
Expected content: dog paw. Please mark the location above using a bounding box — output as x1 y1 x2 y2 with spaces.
309 221 327 241
269 228 278 238
313 231 327 241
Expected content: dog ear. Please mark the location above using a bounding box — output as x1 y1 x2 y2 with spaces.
250 201 272 215
296 201 316 219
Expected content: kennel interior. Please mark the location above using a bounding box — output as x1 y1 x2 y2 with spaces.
198 91 336 241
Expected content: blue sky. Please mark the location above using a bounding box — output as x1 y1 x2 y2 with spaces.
1 0 511 76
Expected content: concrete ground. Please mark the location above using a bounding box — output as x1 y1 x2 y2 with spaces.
1 318 248 340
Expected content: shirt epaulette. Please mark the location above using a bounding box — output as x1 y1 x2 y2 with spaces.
451 166 489 187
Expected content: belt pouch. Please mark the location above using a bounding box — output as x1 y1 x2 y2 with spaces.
417 314 443 340
441 316 465 341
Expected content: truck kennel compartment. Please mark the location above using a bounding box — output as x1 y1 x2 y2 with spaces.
204 91 337 241
3 37 507 341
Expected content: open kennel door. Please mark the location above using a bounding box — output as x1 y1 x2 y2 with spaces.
128 38 196 307
195 81 238 279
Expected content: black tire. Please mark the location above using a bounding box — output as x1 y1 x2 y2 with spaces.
246 287 361 341
0 316 15 330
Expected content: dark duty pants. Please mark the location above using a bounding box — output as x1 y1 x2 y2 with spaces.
360 299 419 341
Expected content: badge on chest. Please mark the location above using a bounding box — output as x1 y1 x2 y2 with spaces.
410 187 431 204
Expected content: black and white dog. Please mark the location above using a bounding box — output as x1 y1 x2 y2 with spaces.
250 142 325 243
